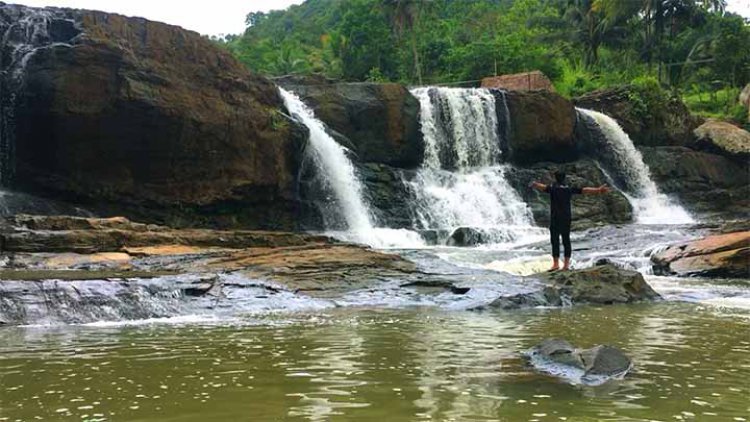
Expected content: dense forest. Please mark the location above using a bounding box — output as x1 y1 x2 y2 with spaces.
222 0 750 122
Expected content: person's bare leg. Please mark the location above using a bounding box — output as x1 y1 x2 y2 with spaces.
562 257 571 271
549 257 560 271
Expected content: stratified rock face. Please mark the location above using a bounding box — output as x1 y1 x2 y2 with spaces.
575 86 700 147
481 71 556 92
740 84 750 123
652 231 750 278
641 147 749 218
505 91 578 164
487 264 660 309
3 4 304 229
693 120 750 163
275 75 424 168
506 160 633 229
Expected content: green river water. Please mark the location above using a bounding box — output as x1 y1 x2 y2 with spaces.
2 303 749 421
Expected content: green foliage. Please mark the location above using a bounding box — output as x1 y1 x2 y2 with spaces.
223 0 750 120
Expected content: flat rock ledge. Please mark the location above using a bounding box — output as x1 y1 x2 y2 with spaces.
478 264 661 310
651 231 750 278
0 215 417 295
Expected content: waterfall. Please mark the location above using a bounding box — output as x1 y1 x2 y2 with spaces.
577 108 694 224
0 4 80 184
409 87 541 245
280 88 424 248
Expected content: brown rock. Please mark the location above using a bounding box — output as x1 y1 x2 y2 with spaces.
4 5 305 230
652 231 750 278
505 91 577 164
693 120 750 162
481 71 556 92
275 75 424 168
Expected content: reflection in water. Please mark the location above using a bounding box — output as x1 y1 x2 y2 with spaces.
1 304 749 421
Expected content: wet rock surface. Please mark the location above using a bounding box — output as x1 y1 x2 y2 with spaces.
483 264 661 309
575 85 700 147
524 338 633 385
274 75 424 168
652 231 750 278
641 146 749 218
506 161 633 229
2 4 306 230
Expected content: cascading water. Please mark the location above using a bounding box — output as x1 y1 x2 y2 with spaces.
0 5 79 185
577 108 694 225
408 87 542 245
279 88 424 248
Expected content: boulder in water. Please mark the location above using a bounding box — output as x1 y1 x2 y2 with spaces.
484 264 661 309
525 338 633 385
693 119 750 163
652 231 750 278
446 227 486 247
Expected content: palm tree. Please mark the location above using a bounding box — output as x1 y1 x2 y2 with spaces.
381 0 428 84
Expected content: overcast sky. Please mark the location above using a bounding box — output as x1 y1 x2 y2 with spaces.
14 0 750 36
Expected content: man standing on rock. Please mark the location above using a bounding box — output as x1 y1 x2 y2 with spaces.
530 171 610 271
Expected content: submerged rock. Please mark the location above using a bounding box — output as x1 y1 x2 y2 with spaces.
446 227 486 247
525 338 633 385
483 264 660 310
652 231 750 278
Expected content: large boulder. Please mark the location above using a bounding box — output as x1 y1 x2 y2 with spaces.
274 75 424 168
693 120 750 163
740 84 750 123
2 5 305 230
485 264 661 309
575 85 701 147
652 231 750 278
481 71 556 92
640 147 749 218
505 91 578 164
525 338 633 386
506 161 633 229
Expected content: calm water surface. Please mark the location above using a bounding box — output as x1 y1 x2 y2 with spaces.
2 303 749 421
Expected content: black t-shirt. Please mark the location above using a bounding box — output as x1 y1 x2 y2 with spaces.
544 183 583 223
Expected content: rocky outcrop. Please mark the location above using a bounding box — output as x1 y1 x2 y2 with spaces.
481 71 555 92
506 161 633 229
484 264 660 309
275 75 424 168
3 4 305 230
740 84 750 123
575 85 701 147
505 91 578 164
524 338 632 386
652 231 750 278
693 120 750 163
641 147 749 218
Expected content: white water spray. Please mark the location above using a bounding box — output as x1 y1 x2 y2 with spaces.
577 108 694 224
409 87 542 245
280 88 423 248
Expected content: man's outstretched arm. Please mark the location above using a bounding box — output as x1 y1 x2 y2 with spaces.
530 181 548 192
581 185 610 195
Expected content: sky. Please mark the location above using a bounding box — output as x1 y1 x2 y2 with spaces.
13 0 750 36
